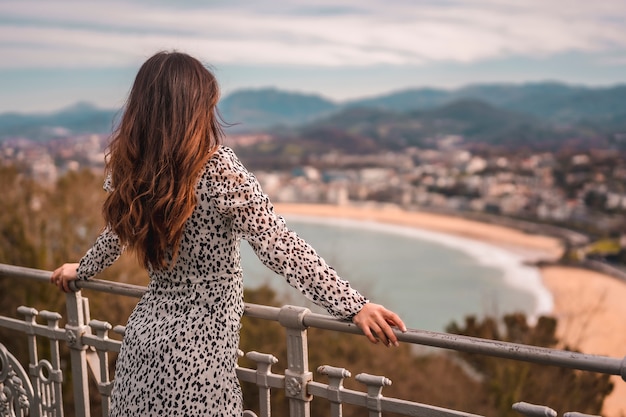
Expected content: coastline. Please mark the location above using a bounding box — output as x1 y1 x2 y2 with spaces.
275 202 564 260
274 202 626 416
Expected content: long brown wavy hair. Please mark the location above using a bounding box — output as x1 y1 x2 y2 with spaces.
103 51 223 269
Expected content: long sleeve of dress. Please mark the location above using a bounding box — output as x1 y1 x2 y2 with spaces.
76 226 123 280
207 147 368 320
76 175 124 280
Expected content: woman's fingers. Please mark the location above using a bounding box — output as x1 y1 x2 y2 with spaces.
353 303 407 346
385 310 407 333
61 276 71 293
371 319 397 347
361 322 380 344
50 263 79 293
51 266 66 291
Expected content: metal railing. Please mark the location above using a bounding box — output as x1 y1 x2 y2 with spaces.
0 262 624 417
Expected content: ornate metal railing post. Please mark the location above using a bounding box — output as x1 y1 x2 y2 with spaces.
17 306 65 417
317 365 351 417
245 351 279 417
0 343 34 417
87 320 114 417
38 310 65 417
64 288 92 417
355 373 392 417
16 306 40 417
512 402 557 417
278 305 313 417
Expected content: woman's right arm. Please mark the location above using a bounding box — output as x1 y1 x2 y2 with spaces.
206 148 406 345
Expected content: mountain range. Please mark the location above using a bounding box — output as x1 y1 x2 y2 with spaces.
1 82 625 151
220 82 626 131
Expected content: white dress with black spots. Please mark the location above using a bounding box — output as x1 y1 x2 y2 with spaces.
76 146 369 417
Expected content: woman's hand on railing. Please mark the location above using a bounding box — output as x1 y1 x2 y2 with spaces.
352 303 407 347
50 263 79 293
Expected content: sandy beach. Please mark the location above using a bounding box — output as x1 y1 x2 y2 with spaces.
274 203 626 416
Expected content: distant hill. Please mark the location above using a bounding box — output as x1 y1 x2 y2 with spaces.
219 81 626 134
347 82 626 124
346 87 450 112
218 88 338 131
247 100 624 170
262 98 577 154
1 82 625 146
0 102 118 141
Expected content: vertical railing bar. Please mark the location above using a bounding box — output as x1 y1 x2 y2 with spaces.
317 365 351 417
355 373 392 417
88 320 113 417
18 306 42 417
64 290 91 417
41 310 64 417
278 306 313 417
512 401 557 417
246 351 279 417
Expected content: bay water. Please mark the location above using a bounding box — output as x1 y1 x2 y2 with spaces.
240 215 553 332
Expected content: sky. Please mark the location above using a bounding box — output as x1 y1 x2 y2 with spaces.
1 0 626 113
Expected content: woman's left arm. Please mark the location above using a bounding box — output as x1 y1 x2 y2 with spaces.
51 226 123 292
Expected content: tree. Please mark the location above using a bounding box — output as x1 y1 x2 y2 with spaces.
0 167 148 417
446 313 613 416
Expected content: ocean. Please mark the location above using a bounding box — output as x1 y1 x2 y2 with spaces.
240 215 553 332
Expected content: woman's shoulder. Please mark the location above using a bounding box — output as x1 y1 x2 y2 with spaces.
202 145 251 191
208 145 241 167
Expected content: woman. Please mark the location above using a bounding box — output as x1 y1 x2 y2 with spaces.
51 51 406 416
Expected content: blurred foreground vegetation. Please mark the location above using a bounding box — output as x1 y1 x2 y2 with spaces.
0 167 612 416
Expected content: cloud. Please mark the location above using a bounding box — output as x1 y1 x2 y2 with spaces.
1 0 625 69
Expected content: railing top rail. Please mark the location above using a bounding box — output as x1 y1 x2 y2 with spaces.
2 262 625 380
0 263 147 298
1 263 52 282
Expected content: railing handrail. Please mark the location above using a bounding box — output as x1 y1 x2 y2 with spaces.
2 262 624 379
